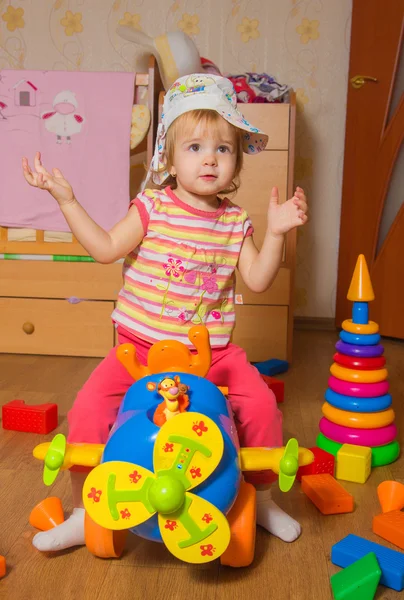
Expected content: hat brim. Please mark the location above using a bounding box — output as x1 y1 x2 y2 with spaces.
163 92 268 154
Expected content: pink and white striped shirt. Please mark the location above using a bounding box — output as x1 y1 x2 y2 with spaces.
112 186 253 348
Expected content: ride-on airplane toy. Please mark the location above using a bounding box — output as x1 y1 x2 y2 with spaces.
33 326 313 566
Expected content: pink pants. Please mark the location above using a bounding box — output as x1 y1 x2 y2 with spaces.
67 327 283 484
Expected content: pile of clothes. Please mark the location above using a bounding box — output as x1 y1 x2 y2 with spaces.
227 73 290 103
201 58 290 103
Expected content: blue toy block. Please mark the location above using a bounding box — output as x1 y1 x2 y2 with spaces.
253 358 289 377
331 534 404 592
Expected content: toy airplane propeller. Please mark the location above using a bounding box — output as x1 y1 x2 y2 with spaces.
42 433 66 486
83 412 229 563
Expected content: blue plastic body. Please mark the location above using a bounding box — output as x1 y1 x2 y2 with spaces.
102 372 241 543
331 534 404 591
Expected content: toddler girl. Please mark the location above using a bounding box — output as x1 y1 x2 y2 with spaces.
22 74 307 552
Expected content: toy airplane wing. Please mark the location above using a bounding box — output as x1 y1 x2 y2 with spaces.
239 445 313 473
33 440 105 470
240 441 314 493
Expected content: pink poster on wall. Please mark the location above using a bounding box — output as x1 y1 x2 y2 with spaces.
0 69 135 232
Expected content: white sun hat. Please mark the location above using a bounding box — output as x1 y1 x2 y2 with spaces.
148 73 269 185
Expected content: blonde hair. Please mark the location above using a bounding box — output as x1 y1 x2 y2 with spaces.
151 109 244 196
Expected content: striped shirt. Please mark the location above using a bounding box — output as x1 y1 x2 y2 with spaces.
112 186 253 348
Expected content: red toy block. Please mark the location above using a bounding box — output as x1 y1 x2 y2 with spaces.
0 555 6 578
260 374 284 403
2 400 58 434
296 446 335 481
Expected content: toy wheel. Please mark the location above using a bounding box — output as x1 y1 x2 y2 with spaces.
84 511 127 558
220 479 256 567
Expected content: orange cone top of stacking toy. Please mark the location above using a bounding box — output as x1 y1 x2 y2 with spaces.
377 480 404 513
347 254 375 302
29 496 64 531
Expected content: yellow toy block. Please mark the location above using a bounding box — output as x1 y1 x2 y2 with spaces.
336 444 371 484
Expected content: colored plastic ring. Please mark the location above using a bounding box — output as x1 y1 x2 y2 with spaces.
342 319 379 335
335 340 384 357
333 353 386 370
330 363 388 383
328 376 389 398
325 388 392 412
316 433 400 467
321 402 395 429
340 330 381 346
319 417 397 446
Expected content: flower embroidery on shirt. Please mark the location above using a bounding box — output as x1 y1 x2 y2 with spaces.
163 257 185 279
157 256 185 317
158 250 230 324
201 274 218 294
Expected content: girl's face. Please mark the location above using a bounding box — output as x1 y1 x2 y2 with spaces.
170 118 238 198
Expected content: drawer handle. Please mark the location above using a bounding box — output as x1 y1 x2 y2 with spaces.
22 322 35 335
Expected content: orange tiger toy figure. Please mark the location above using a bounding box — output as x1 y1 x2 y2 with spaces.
152 375 190 427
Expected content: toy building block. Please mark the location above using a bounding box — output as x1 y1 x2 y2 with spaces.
29 497 64 531
2 400 58 434
330 552 381 600
260 374 284 403
336 444 371 484
297 446 335 481
253 358 289 377
377 480 404 513
331 533 404 592
301 474 354 515
0 555 5 578
373 510 404 550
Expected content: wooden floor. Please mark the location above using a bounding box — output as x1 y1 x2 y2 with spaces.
0 329 402 600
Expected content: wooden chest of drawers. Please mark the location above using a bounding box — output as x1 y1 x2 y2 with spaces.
231 97 297 362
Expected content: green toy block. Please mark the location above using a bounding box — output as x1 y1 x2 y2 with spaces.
330 552 381 600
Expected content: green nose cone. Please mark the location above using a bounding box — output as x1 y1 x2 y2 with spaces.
45 453 63 470
149 475 185 514
280 455 298 476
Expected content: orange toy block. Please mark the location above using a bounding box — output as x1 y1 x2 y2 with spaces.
377 481 404 513
0 555 6 578
301 474 354 515
373 510 404 550
29 497 64 531
260 374 284 403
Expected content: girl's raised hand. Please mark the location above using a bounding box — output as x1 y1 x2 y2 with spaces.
22 151 75 206
267 186 308 237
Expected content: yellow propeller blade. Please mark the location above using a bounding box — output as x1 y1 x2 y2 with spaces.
83 461 156 530
33 441 104 470
239 446 314 473
153 412 224 491
158 492 230 563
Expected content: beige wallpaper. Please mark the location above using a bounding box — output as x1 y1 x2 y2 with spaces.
0 0 352 319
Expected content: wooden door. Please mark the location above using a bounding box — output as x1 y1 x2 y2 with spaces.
336 0 404 338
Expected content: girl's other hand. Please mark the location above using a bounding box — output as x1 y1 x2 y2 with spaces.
267 185 308 237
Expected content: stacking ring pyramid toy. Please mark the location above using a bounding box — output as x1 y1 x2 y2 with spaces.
317 255 400 468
